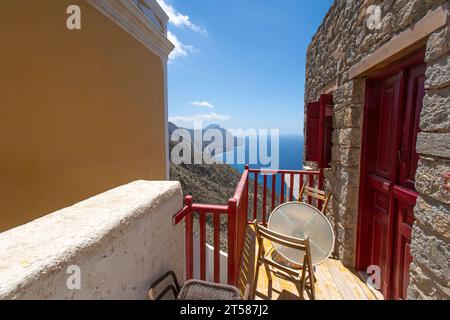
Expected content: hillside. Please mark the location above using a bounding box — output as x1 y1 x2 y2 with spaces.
168 123 276 251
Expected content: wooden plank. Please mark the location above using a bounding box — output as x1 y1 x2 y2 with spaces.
199 213 206 280
329 259 370 300
325 259 357 300
213 213 221 283
245 224 382 300
314 261 344 300
356 271 385 300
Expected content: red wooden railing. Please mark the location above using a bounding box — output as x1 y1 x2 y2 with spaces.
248 167 324 224
172 165 322 286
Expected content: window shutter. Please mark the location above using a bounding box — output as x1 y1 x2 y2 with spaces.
305 101 320 162
318 94 334 168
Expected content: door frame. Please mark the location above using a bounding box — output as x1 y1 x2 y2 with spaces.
355 48 425 297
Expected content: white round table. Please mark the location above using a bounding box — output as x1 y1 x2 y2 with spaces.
267 202 335 266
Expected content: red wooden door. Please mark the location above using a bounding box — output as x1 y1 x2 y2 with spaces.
391 63 425 299
358 50 425 299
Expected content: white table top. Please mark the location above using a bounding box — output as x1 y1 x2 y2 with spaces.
268 201 335 266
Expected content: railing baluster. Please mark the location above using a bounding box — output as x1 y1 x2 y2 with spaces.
227 199 237 286
289 173 294 201
173 167 323 286
262 175 267 225
199 212 206 281
213 213 220 283
308 174 313 204
299 173 304 201
271 174 276 211
184 196 193 280
253 172 258 220
318 168 324 211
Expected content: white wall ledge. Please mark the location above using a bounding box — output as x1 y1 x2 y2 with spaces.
0 180 184 299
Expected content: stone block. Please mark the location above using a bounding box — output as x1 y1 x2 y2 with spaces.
336 128 362 148
410 224 450 286
420 86 450 132
408 263 450 299
426 24 450 62
414 196 450 242
416 132 450 158
425 54 450 89
332 145 361 167
415 157 450 205
334 106 363 128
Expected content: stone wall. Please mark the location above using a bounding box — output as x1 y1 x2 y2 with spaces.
304 0 449 299
0 181 184 299
409 19 450 299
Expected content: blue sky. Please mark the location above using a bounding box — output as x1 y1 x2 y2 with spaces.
160 0 333 135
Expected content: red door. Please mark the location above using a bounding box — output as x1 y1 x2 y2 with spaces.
357 49 425 299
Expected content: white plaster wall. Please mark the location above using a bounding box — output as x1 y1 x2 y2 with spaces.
193 238 228 284
0 180 184 299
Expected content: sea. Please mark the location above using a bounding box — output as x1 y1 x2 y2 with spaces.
215 134 304 193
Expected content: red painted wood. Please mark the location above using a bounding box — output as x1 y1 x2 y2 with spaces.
173 166 323 286
356 48 425 299
184 196 193 280
298 173 303 201
392 187 416 300
318 94 334 168
213 213 220 283
318 169 324 210
253 172 258 220
308 174 313 205
398 63 426 190
191 203 228 214
262 175 267 225
369 69 405 297
227 199 237 285
235 170 249 270
199 213 206 281
280 173 285 203
289 173 294 201
271 174 276 211
305 101 320 161
172 205 190 225
249 168 320 175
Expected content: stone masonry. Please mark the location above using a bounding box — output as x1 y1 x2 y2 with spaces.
304 0 449 299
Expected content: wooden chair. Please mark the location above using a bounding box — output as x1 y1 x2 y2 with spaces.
252 220 316 300
298 185 331 214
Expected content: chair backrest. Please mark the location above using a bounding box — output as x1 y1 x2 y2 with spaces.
253 220 308 251
298 185 331 214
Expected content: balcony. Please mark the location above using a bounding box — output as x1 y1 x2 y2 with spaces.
0 168 381 300
174 166 383 300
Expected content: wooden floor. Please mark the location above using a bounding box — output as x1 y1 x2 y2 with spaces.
238 226 383 300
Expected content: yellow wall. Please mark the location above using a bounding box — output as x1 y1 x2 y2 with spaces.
0 0 167 232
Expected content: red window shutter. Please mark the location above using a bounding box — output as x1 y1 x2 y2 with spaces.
318 94 334 168
305 101 320 162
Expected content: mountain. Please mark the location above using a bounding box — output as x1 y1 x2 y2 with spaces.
168 122 276 250
168 122 239 154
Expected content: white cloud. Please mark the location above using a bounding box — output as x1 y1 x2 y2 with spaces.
167 31 194 61
157 0 206 34
169 113 230 122
190 101 215 108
